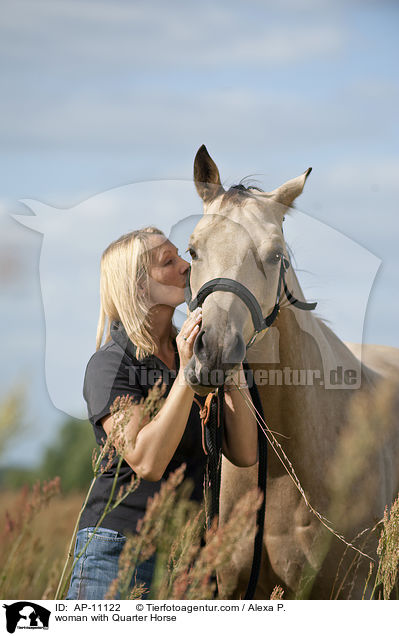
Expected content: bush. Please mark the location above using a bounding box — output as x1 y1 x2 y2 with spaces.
3 417 94 493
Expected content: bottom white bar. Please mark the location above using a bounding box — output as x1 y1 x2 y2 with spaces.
1 599 398 636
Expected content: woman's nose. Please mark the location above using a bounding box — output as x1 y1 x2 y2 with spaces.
180 256 190 272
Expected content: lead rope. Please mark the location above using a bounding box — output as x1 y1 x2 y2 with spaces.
206 388 224 528
193 391 224 529
193 389 223 599
194 369 267 600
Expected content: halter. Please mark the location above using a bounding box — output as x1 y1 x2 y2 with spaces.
184 255 317 348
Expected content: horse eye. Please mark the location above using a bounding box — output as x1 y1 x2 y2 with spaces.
270 252 282 263
186 247 197 260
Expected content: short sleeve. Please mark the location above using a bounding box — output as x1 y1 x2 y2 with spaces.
83 343 144 431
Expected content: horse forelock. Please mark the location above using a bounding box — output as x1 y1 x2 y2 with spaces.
220 183 264 210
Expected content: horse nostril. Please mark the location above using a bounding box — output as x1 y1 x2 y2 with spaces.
222 331 245 365
193 328 205 356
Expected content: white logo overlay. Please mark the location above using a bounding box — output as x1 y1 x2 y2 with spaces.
11 179 380 418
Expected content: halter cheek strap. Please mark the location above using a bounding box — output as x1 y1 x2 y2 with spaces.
185 256 317 349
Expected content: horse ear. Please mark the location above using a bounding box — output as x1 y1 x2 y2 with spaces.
194 145 224 204
269 167 312 209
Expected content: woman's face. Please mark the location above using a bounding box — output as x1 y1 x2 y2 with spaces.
145 234 190 308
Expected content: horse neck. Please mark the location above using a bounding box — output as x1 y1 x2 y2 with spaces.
246 267 365 442
273 266 362 375
249 266 336 372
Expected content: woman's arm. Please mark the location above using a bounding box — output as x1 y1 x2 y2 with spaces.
222 364 258 467
101 310 202 481
101 368 195 481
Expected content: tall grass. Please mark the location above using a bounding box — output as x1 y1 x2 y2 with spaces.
0 375 399 600
54 390 155 599
105 466 263 600
0 478 71 599
374 495 399 599
326 377 399 599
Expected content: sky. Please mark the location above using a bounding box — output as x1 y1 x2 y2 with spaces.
0 0 398 468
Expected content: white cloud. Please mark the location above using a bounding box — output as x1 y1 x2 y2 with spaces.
1 0 345 71
0 0 395 159
3 83 394 153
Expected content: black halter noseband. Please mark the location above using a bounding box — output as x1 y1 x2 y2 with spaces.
184 255 317 347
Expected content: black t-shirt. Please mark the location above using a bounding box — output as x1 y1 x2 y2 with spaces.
79 319 207 535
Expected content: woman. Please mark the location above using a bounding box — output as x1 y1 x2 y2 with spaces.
66 226 258 600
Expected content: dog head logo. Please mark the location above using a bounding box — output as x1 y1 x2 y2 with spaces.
2 602 50 633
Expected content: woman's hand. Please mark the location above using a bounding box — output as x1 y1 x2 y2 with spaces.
176 307 202 369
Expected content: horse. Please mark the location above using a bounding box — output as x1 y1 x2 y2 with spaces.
184 145 399 599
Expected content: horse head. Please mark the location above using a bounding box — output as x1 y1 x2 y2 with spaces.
184 144 312 394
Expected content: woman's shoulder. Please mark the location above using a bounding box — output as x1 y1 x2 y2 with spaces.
86 338 122 363
83 339 145 415
84 339 140 387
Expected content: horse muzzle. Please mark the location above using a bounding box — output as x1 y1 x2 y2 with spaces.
184 323 245 392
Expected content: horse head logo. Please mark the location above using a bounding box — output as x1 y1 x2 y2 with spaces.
10 179 380 419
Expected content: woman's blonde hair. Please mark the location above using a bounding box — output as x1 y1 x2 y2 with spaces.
96 226 178 360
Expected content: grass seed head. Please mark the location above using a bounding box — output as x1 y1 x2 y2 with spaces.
376 495 399 599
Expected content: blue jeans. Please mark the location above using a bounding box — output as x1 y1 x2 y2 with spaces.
66 527 156 600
